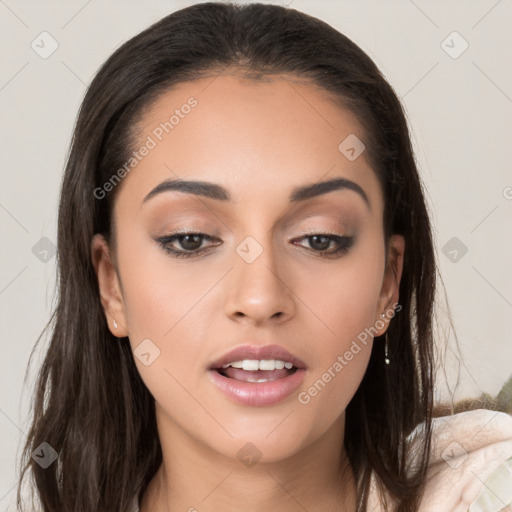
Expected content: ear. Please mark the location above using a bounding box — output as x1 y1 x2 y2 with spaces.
375 234 405 336
91 233 129 337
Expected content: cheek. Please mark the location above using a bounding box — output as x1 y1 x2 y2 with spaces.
294 236 384 418
295 286 376 435
299 234 384 348
114 230 219 389
116 226 218 341
116 241 217 423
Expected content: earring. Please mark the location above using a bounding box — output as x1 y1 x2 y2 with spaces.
384 332 390 365
113 319 118 329
380 312 390 365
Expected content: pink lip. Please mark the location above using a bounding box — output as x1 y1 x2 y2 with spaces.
208 343 307 370
208 367 307 407
207 343 307 407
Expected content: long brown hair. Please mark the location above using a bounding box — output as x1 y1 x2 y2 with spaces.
17 3 436 511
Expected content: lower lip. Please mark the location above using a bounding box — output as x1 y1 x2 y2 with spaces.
207 368 307 407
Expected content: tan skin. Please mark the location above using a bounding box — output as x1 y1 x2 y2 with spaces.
91 72 404 512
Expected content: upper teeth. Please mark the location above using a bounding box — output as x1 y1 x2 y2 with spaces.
222 359 294 371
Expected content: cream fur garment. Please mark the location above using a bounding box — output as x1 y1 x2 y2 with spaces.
131 409 512 512
367 409 512 511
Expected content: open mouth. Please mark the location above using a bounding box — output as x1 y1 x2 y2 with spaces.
208 357 307 406
214 364 298 383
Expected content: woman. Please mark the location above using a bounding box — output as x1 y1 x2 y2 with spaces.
16 2 512 511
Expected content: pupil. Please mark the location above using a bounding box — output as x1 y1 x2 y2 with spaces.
181 234 201 250
311 235 329 251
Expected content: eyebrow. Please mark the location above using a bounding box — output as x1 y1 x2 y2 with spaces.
142 177 370 209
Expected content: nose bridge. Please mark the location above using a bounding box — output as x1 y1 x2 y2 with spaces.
226 230 295 322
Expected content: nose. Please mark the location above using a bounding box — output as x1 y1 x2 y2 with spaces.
224 237 296 326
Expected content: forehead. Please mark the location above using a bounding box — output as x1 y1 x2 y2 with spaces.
117 72 382 215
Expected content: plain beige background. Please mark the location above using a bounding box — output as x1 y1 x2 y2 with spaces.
1 0 511 508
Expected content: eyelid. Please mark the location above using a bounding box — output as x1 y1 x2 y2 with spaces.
154 229 355 259
288 227 349 238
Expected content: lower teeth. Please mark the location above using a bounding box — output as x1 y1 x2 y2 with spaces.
216 368 296 382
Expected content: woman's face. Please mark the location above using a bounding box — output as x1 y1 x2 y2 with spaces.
92 72 404 463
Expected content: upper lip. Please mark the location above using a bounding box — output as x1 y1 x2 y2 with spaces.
209 344 307 370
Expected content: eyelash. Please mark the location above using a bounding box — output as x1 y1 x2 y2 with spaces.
155 230 355 259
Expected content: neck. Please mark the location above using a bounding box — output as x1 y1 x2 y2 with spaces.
140 407 357 512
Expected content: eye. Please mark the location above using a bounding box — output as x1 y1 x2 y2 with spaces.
155 230 355 259
291 232 355 258
155 231 220 259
